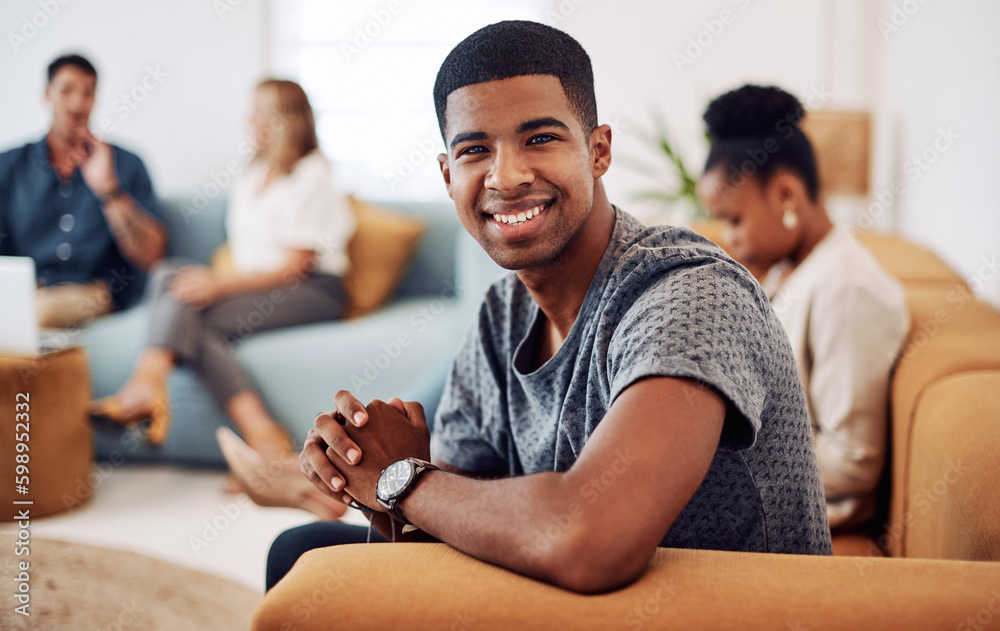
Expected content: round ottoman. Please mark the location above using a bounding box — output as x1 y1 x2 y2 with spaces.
0 347 93 520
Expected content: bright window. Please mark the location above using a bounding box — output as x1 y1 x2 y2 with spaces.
269 0 546 201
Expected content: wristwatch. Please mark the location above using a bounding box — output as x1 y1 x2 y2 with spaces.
376 457 438 526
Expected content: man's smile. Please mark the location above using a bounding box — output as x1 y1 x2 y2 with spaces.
487 199 552 226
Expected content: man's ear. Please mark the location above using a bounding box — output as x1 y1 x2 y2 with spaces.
590 124 612 178
437 153 453 200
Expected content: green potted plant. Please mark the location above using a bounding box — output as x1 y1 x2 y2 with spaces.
626 109 707 223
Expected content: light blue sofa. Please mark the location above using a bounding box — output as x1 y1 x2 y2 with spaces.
82 196 504 467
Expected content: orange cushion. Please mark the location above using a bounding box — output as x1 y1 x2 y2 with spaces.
341 197 425 318
252 543 1000 631
904 372 1000 561
210 243 234 274
857 232 966 288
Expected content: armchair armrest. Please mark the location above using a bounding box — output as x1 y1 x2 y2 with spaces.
252 543 999 630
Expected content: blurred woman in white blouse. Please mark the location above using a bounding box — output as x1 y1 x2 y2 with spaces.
89 79 354 520
696 85 909 530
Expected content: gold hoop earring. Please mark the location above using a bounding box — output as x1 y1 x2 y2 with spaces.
782 203 799 231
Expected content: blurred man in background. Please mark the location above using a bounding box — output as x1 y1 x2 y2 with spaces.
0 53 167 327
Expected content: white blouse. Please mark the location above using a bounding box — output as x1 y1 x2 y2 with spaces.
764 227 909 530
227 151 354 277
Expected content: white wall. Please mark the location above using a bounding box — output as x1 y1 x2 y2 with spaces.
873 0 1000 307
0 0 267 197
556 0 831 225
3 0 995 305
559 0 998 306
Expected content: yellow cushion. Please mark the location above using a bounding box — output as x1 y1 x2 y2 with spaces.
904 372 1000 561
342 196 425 318
252 543 1000 631
210 243 235 274
857 232 966 288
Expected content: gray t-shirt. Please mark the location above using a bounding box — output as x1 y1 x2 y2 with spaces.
432 209 832 555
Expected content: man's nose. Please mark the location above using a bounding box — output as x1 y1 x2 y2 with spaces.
485 144 534 192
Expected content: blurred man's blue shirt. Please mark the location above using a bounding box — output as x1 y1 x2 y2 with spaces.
0 136 162 309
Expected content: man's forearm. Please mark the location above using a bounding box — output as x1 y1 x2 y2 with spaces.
103 195 167 269
398 469 611 591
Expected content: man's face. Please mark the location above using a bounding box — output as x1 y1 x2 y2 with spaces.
438 75 606 271
45 66 96 141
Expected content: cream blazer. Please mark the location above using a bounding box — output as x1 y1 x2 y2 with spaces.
763 227 909 529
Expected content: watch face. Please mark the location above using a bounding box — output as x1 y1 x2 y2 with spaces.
378 459 415 501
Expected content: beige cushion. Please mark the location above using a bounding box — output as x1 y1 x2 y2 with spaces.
342 196 425 318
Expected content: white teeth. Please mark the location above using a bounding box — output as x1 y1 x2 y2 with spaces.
493 204 545 226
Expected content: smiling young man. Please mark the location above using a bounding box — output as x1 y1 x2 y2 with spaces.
0 54 167 327
269 21 831 595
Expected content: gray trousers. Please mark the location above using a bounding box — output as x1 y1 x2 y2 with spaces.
145 260 347 408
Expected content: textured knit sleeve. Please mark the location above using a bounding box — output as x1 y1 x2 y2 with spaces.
606 254 791 452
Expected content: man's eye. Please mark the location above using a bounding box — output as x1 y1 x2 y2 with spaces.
527 134 557 145
457 146 487 157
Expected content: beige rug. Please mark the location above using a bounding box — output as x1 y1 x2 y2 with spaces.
0 533 261 630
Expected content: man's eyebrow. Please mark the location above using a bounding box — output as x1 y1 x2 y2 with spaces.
450 131 488 150
448 118 570 150
516 117 570 133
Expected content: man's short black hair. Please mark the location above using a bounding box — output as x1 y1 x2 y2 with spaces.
47 54 98 84
433 20 598 140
